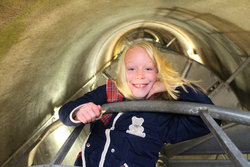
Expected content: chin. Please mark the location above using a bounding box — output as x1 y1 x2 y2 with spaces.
133 96 146 99
129 86 151 99
132 92 148 99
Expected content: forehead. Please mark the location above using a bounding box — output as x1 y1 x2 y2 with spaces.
125 46 153 63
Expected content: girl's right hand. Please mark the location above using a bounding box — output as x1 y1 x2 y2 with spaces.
75 102 102 124
146 81 166 99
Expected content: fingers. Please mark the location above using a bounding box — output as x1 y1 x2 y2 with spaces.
147 81 166 99
147 90 157 99
75 102 102 124
146 83 158 99
146 91 154 99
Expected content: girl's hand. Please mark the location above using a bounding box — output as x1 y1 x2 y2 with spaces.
75 102 102 124
147 81 166 99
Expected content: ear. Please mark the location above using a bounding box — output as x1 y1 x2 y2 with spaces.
132 117 144 125
138 118 144 124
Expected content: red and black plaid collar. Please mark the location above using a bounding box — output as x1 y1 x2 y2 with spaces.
106 79 123 102
100 79 123 125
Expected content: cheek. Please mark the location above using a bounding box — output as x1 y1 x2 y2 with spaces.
126 72 133 81
125 73 129 82
149 72 157 81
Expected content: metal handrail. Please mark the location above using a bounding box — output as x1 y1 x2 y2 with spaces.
29 101 250 167
102 101 250 126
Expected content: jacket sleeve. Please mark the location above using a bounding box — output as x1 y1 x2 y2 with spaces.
59 85 107 126
161 85 221 144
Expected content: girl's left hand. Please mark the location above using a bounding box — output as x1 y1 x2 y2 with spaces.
147 81 166 99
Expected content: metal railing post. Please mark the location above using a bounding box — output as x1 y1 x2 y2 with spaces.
199 109 250 167
50 125 84 165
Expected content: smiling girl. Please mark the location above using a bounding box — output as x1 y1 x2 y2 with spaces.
59 41 219 167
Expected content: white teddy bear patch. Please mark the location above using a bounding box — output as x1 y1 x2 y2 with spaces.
126 116 146 138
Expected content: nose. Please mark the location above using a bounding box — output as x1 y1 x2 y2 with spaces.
136 69 144 79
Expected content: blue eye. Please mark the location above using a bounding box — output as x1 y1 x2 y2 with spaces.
127 68 135 71
145 68 153 71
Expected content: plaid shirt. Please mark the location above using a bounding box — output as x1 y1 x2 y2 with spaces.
100 79 123 125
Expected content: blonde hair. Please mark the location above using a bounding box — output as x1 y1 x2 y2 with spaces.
115 41 192 100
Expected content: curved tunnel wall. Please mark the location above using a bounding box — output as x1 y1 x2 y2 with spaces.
0 0 250 166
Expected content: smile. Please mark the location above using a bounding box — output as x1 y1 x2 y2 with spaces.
133 84 148 88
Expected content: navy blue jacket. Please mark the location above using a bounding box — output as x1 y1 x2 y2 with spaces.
59 85 216 167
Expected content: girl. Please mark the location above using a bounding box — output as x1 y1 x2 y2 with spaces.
59 41 218 167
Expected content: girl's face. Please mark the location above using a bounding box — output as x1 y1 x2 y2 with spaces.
125 46 158 98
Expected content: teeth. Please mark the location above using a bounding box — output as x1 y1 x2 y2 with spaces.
134 84 146 88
